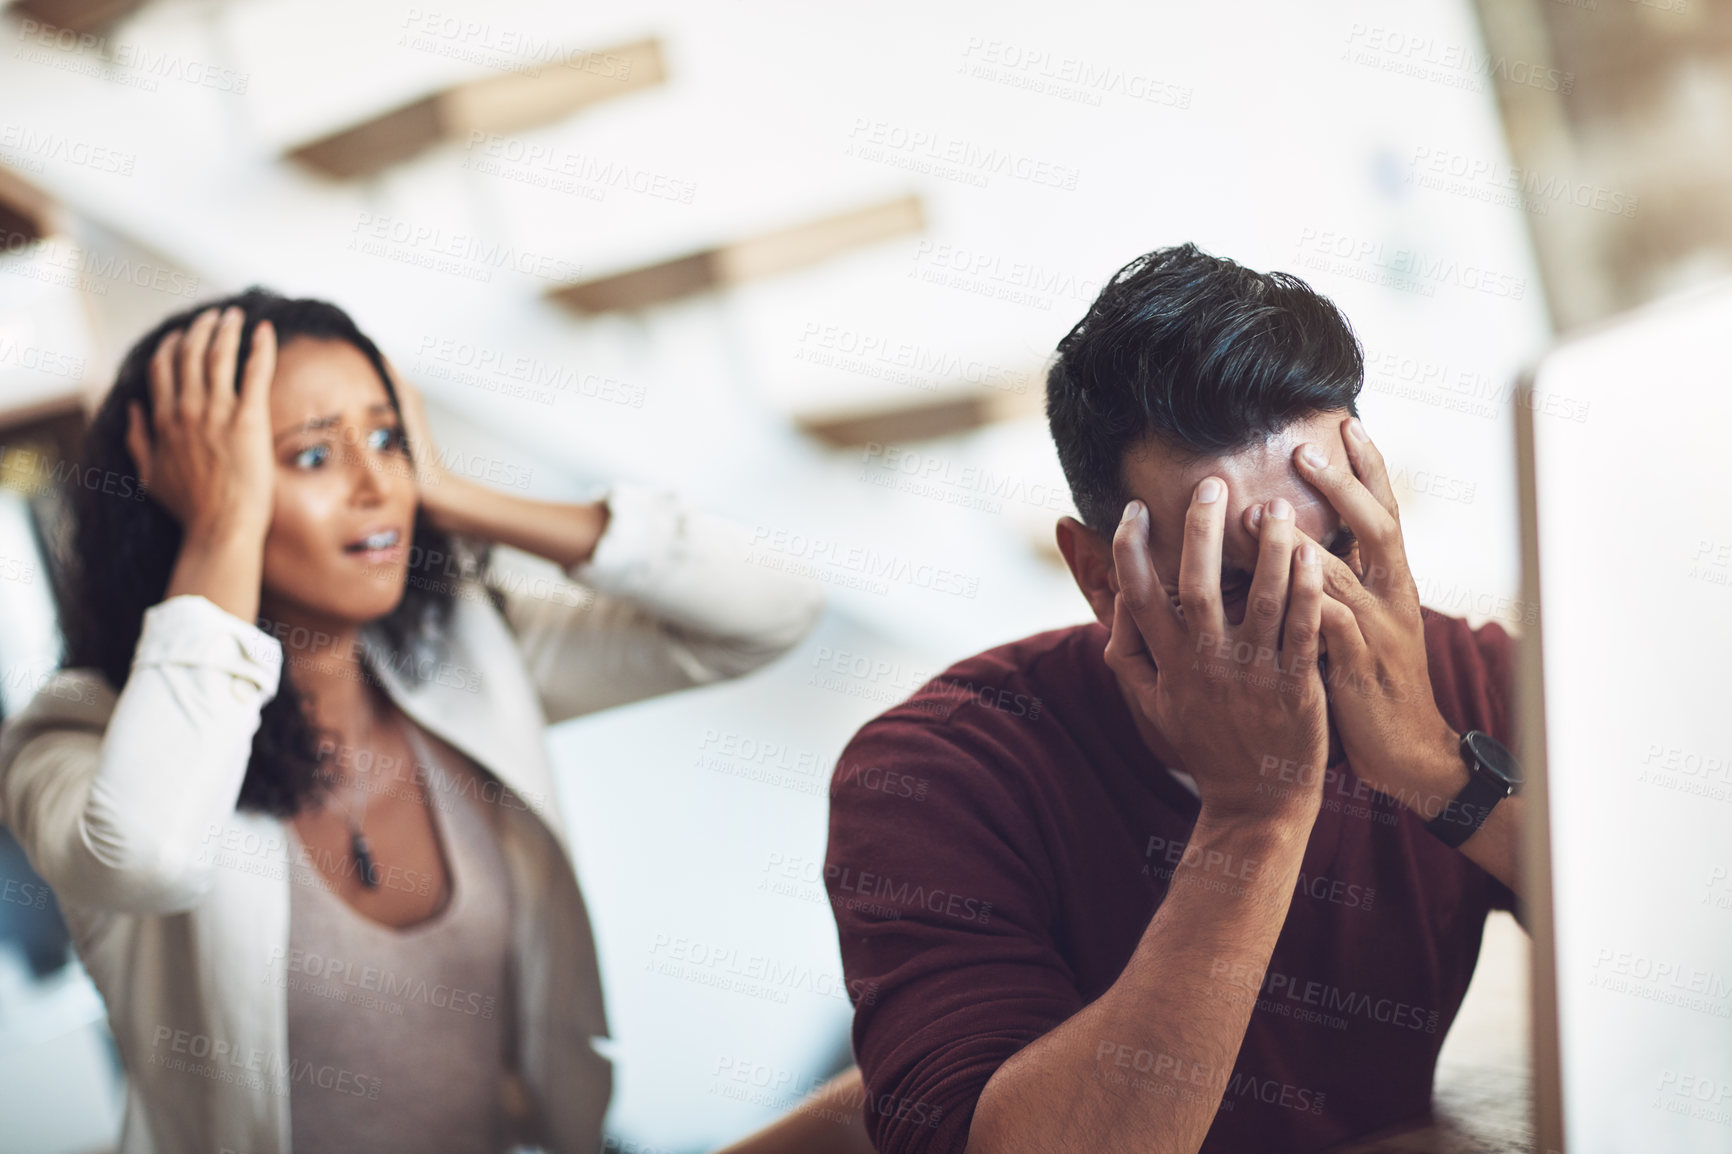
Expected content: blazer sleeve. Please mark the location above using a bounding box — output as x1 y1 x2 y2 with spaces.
492 480 826 725
0 594 284 914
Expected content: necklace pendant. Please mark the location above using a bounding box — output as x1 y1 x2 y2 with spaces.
351 830 381 889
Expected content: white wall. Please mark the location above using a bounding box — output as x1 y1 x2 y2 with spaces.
1528 281 1732 1154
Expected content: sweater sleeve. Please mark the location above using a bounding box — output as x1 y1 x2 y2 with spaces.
825 714 1080 1154
1422 612 1523 919
493 480 826 725
0 595 283 914
1469 619 1523 919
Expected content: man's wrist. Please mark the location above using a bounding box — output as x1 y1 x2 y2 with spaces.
1192 798 1319 854
1191 748 1328 831
1166 801 1319 907
1377 722 1469 821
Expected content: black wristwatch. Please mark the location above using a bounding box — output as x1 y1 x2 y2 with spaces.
1424 730 1523 848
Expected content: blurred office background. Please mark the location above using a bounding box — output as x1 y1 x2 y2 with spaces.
0 0 1722 1150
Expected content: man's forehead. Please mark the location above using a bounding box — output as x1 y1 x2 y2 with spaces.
1122 417 1349 554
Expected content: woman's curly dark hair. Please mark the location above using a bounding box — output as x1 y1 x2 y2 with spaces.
55 286 503 817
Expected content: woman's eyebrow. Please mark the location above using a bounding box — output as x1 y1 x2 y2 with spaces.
272 402 396 443
274 415 338 443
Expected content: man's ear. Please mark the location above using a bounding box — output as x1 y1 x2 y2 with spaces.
1055 515 1116 629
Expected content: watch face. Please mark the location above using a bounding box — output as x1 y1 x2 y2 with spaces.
1465 731 1524 789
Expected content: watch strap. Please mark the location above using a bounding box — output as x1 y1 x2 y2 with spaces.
1424 732 1513 849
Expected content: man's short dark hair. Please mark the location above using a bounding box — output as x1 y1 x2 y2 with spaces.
1046 242 1364 534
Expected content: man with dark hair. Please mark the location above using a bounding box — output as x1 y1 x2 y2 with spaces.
824 243 1526 1154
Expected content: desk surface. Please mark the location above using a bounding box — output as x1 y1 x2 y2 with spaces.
1324 1063 1533 1154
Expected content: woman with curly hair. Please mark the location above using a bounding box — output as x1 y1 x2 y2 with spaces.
0 289 866 1153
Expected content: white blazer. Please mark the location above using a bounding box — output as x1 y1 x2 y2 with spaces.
0 480 825 1154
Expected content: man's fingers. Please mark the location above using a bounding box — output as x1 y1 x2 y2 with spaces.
1340 416 1399 519
1289 526 1380 617
205 307 243 425
1176 476 1228 644
1242 496 1295 652
1337 418 1425 608
1318 595 1368 667
1292 437 1409 593
176 307 221 422
1282 542 1325 674
1103 585 1161 695
1111 499 1185 663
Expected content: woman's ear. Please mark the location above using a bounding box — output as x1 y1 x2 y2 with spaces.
1054 516 1116 629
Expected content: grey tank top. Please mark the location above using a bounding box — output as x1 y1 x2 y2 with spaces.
284 721 516 1154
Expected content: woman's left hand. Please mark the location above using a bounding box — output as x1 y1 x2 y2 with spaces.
383 356 457 508
380 353 610 567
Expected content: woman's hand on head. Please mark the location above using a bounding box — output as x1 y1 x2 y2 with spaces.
125 306 277 541
382 354 456 505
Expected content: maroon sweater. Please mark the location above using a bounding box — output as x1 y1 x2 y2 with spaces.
824 610 1519 1153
